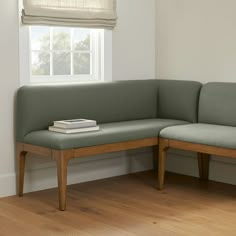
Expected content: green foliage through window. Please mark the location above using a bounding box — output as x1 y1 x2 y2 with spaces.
31 27 91 77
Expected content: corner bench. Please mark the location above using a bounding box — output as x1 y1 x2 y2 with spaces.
158 82 236 190
16 79 201 210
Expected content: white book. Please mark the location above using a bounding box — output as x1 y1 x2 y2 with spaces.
53 119 97 129
49 125 100 134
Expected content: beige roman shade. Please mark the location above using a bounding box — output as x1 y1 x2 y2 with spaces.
22 0 117 29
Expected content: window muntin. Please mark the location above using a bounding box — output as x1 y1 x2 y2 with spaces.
29 26 102 83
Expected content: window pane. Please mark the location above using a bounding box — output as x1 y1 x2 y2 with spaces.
29 26 100 82
32 52 50 76
53 27 70 50
31 26 50 51
73 29 90 50
53 52 71 75
74 53 90 75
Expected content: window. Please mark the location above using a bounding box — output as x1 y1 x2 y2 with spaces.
30 26 102 83
19 0 114 85
19 26 112 85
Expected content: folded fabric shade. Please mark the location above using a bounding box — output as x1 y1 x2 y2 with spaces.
22 0 117 29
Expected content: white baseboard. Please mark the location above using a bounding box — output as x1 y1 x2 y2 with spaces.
0 173 16 198
166 149 236 185
1 147 235 198
0 148 153 198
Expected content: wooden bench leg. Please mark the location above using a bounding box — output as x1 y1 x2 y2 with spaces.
197 153 210 180
56 156 69 211
153 146 158 170
158 138 169 190
16 144 27 197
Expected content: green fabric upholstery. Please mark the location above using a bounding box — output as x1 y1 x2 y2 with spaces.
199 82 236 127
157 80 202 123
16 80 158 142
160 123 236 149
24 119 188 150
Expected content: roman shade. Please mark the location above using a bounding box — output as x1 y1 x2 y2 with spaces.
22 0 117 29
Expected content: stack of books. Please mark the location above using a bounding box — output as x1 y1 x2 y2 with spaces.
48 119 99 134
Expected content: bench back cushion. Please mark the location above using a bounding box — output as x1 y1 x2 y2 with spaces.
157 80 202 123
16 80 158 141
199 82 236 126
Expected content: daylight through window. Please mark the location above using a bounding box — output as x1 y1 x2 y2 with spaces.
30 26 102 83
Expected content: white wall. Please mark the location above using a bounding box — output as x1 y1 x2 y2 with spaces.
0 1 20 196
0 0 156 197
157 0 236 83
113 0 156 80
156 0 236 184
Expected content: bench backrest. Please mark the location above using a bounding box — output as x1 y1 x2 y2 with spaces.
199 82 236 126
16 80 158 141
157 80 202 123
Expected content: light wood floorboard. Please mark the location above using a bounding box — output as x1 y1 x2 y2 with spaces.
0 171 235 236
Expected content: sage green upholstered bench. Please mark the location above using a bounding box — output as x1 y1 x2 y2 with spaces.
16 79 201 210
158 82 236 190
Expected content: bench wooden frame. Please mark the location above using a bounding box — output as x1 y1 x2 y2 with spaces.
157 137 236 190
16 138 158 211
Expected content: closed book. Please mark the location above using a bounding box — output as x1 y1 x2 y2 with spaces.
49 125 99 134
54 119 96 129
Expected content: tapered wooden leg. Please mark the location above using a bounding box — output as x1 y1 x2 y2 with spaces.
197 153 210 180
153 145 158 170
56 156 69 211
158 138 169 190
16 144 27 197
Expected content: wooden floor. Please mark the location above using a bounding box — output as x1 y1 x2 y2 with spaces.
0 171 235 236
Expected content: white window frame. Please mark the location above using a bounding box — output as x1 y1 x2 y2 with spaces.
19 12 112 86
29 27 101 83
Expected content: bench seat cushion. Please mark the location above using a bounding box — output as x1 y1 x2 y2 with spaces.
160 123 236 149
24 119 188 150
